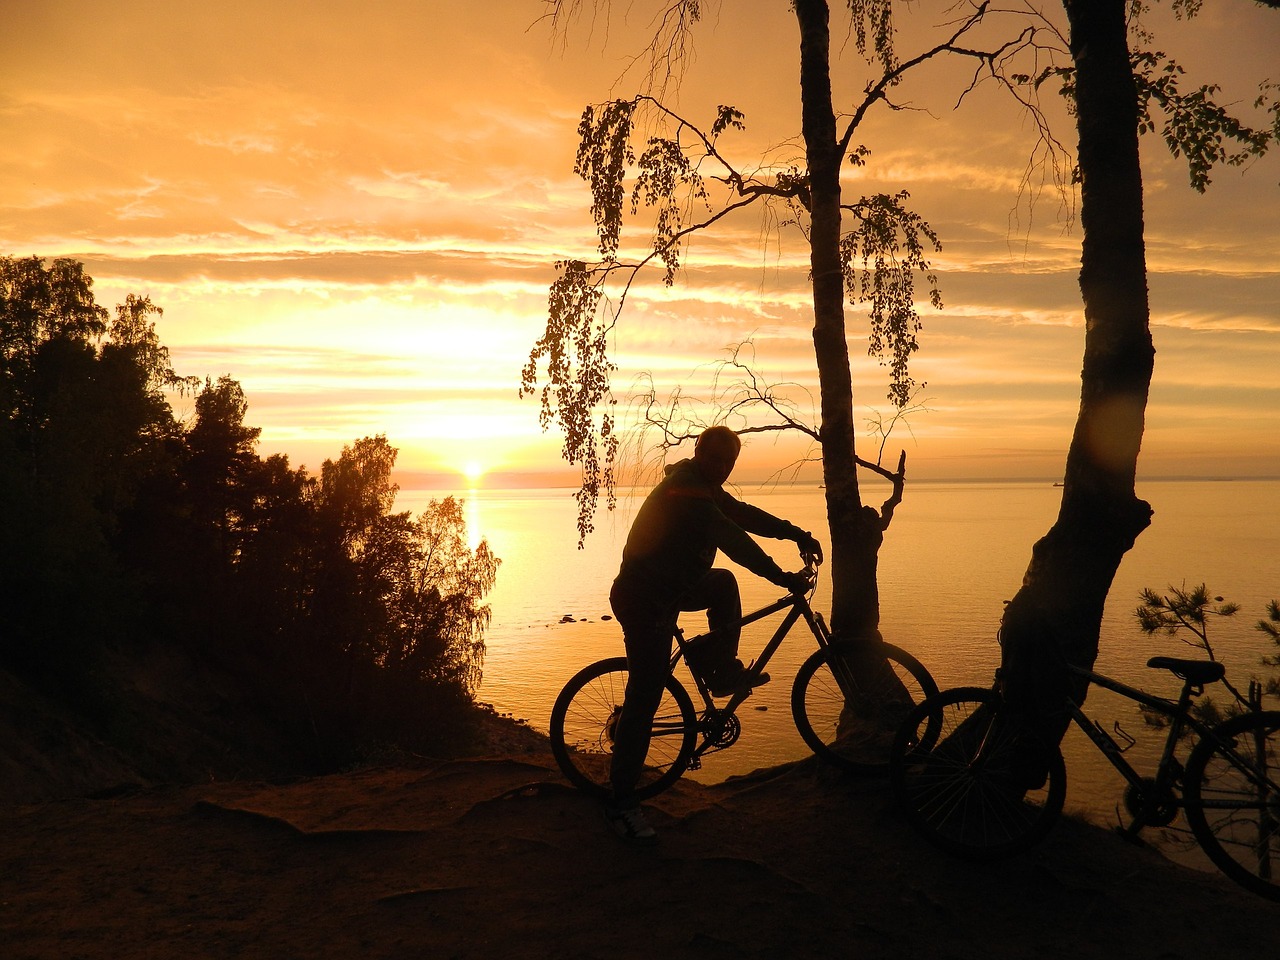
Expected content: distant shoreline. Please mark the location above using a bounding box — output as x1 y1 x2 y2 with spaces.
392 472 1279 496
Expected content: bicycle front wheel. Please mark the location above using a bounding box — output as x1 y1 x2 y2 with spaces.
548 657 698 801
1184 709 1280 901
890 687 1066 860
791 640 939 776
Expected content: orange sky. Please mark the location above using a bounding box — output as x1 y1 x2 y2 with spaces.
3 1 1278 488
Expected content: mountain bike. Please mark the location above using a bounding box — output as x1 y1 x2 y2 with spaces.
890 657 1280 901
549 556 937 800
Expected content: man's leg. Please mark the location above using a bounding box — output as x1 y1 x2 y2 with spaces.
608 585 675 808
680 568 742 679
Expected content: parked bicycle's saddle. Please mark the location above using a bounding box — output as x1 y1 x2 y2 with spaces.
1146 656 1226 685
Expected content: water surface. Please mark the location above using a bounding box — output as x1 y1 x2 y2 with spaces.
402 478 1280 830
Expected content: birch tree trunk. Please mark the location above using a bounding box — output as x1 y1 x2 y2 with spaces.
795 0 884 641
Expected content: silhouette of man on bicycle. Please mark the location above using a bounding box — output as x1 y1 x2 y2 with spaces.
605 425 821 840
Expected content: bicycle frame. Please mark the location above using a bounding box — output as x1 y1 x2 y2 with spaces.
670 588 832 717
1059 665 1199 808
1062 662 1276 825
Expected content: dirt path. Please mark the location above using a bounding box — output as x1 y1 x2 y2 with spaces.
3 751 1277 959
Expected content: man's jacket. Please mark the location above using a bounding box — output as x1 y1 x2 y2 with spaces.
613 458 804 606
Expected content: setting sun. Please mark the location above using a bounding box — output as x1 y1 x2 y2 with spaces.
4 1 1274 482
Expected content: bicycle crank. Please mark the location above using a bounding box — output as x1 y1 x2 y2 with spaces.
1123 777 1179 827
701 709 742 750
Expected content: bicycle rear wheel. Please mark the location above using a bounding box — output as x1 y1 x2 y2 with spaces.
548 657 698 801
1184 709 1280 901
791 641 938 776
890 687 1065 860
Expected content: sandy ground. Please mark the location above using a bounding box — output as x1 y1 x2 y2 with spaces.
3 739 1278 960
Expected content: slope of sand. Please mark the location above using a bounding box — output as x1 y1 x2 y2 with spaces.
3 739 1277 960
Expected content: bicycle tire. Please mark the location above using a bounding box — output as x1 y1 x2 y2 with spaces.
791 640 939 776
1183 709 1280 901
548 657 698 801
890 686 1066 860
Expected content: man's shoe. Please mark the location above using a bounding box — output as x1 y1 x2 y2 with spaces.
604 803 658 843
708 661 771 699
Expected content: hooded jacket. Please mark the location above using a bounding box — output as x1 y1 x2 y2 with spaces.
613 458 804 606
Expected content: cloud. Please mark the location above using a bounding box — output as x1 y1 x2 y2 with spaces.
3 0 1276 481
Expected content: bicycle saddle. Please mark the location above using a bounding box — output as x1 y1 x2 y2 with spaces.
1146 656 1226 685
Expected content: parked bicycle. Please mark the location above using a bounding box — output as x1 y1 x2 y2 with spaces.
550 556 937 800
890 657 1280 901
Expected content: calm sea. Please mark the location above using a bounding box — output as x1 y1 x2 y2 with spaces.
401 478 1279 828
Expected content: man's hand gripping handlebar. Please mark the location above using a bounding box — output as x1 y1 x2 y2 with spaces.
780 547 822 598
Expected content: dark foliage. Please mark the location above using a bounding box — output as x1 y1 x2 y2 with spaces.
0 256 498 777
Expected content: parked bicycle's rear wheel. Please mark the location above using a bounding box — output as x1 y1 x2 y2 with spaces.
890 687 1066 860
549 657 698 801
1184 709 1280 902
791 641 938 776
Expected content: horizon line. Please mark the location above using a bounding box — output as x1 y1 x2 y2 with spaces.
391 469 1280 493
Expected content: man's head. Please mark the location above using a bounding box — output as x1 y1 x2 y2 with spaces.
693 425 741 485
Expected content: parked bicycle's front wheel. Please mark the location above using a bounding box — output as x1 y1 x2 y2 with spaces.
890 687 1066 860
791 641 938 776
549 657 698 801
1184 709 1280 901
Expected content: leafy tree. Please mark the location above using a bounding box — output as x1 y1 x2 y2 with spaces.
184 376 264 579
315 434 401 551
1260 600 1280 678
526 2 1276 724
1 258 500 765
307 437 497 695
1135 584 1280 725
0 257 184 671
525 0 1020 639
225 451 314 644
1 257 109 471
996 1 1276 736
0 256 107 374
380 496 498 695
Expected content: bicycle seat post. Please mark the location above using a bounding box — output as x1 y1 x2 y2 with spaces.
1175 677 1200 713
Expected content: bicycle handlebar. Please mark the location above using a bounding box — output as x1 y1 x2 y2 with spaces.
785 550 822 596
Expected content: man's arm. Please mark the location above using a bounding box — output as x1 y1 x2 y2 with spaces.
713 489 799 538
706 507 793 587
714 489 822 560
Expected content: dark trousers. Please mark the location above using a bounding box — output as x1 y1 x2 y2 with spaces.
608 569 742 802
